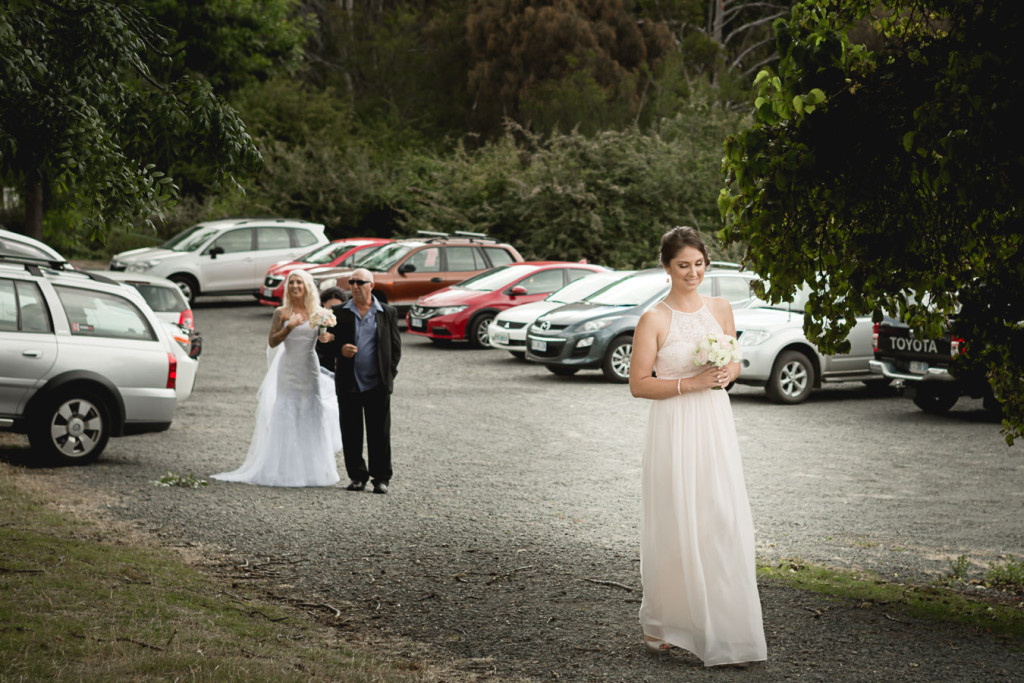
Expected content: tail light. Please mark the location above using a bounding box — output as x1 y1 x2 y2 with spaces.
166 352 177 389
872 323 879 352
178 309 194 330
950 337 964 358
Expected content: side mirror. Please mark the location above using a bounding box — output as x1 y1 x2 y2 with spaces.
509 285 527 296
398 262 416 274
208 246 225 259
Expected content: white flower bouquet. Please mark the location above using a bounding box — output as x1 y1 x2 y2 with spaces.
693 333 741 389
309 308 337 331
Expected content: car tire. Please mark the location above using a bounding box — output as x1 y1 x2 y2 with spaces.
546 365 579 376
601 336 633 383
912 384 959 414
169 274 199 305
467 312 495 349
28 390 111 465
766 350 814 404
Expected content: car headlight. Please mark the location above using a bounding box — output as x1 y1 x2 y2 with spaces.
434 305 468 317
579 318 612 332
126 261 156 272
738 329 771 346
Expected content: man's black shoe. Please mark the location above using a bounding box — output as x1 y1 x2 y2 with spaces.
372 481 388 494
346 480 366 491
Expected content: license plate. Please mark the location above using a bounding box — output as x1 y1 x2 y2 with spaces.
410 318 425 330
262 287 274 298
909 360 929 374
491 330 509 344
530 339 547 352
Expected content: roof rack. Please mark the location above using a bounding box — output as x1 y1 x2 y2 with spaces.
413 229 498 244
0 252 71 272
709 261 743 270
0 253 117 285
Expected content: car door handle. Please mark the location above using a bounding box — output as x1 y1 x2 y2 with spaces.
430 277 443 283
22 350 41 358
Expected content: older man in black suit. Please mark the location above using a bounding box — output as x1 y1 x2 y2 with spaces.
321 268 401 493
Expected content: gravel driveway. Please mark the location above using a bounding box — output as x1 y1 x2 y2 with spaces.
9 299 1023 680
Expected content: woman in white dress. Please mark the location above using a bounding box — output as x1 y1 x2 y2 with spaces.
212 269 341 487
628 227 767 667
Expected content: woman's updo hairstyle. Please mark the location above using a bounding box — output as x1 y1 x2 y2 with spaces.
660 226 709 267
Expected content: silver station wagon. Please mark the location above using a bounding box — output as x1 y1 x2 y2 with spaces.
0 254 193 464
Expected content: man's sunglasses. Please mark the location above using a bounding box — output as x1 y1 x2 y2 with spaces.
348 279 371 286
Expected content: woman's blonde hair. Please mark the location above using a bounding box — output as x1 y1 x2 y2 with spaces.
282 269 321 318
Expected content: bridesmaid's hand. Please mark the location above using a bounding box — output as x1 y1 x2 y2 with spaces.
695 366 729 390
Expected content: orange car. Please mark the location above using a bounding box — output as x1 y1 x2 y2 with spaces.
311 232 523 315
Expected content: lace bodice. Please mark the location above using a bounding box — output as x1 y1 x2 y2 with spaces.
653 301 724 380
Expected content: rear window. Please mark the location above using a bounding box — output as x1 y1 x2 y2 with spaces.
55 286 156 341
292 228 319 247
483 247 515 267
127 283 188 313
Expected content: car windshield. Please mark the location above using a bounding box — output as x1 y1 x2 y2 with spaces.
358 242 422 271
299 241 355 264
350 244 385 265
457 265 538 291
587 273 668 306
547 272 620 304
164 224 221 252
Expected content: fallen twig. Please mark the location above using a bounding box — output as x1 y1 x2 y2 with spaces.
583 577 635 592
297 602 342 618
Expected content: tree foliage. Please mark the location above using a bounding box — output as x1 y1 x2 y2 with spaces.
719 0 1023 442
0 0 261 239
466 0 674 137
396 104 745 267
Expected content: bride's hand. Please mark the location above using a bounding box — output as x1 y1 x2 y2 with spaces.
318 331 334 343
287 312 304 329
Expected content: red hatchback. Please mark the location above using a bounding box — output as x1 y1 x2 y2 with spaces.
258 238 391 305
407 262 607 348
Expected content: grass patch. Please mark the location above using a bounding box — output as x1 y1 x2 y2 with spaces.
986 556 1024 593
0 465 426 681
760 559 1024 644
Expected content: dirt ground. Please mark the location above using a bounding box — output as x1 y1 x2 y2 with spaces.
4 298 1023 680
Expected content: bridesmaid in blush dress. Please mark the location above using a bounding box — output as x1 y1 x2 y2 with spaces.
628 227 767 667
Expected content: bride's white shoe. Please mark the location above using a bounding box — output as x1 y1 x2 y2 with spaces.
644 635 671 654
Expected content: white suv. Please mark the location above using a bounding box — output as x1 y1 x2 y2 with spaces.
1 254 194 464
109 218 328 303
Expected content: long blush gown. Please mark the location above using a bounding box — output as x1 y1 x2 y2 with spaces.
213 322 341 487
639 300 767 666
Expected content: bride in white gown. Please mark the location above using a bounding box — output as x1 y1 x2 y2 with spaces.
212 270 341 487
628 227 767 667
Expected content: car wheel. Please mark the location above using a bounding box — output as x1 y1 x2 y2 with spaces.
913 384 959 414
28 391 111 465
546 365 579 376
766 351 814 404
467 313 495 349
510 351 526 361
169 274 199 305
601 336 633 383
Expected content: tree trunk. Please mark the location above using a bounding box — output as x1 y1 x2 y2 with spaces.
23 174 44 241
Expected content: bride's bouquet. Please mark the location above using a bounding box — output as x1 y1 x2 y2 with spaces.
309 307 337 331
693 333 741 389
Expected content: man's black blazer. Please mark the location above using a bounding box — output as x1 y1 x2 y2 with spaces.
327 302 401 394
